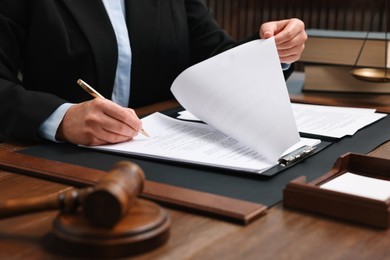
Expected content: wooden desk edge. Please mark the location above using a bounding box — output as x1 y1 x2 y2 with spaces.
0 149 266 225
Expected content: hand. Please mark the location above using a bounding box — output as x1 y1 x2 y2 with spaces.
56 98 143 146
259 18 307 64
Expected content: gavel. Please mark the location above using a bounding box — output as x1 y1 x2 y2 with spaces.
0 161 145 228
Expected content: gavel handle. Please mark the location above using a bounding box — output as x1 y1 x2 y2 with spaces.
0 188 88 219
0 194 60 219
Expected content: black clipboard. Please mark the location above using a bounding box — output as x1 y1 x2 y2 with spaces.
162 106 331 177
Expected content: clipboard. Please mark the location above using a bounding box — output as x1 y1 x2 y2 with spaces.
86 141 331 178
163 107 331 177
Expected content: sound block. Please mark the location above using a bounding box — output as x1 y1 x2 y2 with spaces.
51 198 170 258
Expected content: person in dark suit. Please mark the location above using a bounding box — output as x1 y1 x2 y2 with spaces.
0 0 307 145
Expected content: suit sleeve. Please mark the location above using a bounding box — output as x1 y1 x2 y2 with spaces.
0 2 66 141
184 0 236 64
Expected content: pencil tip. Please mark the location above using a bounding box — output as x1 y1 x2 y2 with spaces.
140 129 150 137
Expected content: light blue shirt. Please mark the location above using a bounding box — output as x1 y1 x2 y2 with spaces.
102 0 132 107
282 63 290 70
39 0 131 141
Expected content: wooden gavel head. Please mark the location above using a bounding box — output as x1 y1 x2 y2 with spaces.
0 161 145 228
81 161 145 228
52 162 170 258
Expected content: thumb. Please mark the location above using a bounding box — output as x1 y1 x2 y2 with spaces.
260 20 290 39
262 30 273 39
260 22 276 39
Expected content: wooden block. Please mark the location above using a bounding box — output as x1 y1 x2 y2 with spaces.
283 153 390 228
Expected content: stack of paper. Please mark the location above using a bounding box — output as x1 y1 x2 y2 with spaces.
178 104 386 139
291 103 386 138
320 172 390 201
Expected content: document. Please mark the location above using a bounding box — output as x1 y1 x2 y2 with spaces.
292 103 387 138
90 112 320 174
171 38 300 162
178 104 387 139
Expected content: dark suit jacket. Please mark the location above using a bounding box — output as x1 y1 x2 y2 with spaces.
0 0 293 141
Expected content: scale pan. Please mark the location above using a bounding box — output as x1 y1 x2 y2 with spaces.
351 68 390 82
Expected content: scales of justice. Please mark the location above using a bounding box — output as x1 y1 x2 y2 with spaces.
351 0 390 82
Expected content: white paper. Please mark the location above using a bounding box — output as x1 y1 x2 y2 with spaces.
320 172 390 201
171 38 300 163
292 103 386 138
178 103 386 139
89 112 320 174
178 110 200 121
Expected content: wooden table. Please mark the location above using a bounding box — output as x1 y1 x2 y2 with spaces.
1 98 390 259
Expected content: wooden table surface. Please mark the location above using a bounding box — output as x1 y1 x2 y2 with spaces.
1 96 390 259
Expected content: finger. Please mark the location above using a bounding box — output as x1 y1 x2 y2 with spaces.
259 21 279 39
273 19 306 45
97 129 134 144
277 38 306 63
81 115 135 145
99 115 140 139
278 53 302 64
274 24 307 47
82 136 107 146
277 40 305 55
97 100 143 133
261 19 295 39
125 108 143 132
261 29 274 39
276 38 305 56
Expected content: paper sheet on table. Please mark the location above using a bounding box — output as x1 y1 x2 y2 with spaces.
178 104 387 139
171 38 300 163
320 172 390 201
292 103 387 138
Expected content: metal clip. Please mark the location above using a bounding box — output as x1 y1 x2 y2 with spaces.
278 145 316 167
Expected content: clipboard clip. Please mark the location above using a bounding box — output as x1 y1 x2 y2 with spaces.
278 145 316 167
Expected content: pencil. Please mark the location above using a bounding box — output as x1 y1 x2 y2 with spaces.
77 79 149 137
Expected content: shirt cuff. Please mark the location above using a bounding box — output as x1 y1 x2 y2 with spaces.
281 63 291 71
38 103 73 142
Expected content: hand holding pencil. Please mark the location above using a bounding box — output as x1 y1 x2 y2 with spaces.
55 80 147 146
77 79 149 137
